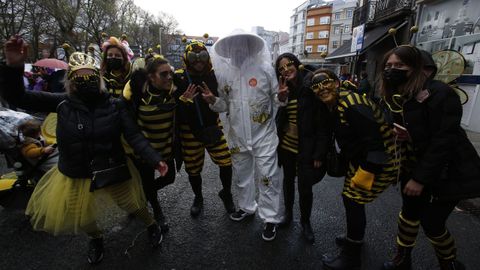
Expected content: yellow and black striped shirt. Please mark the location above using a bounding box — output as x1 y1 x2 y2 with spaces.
135 89 175 160
280 98 299 154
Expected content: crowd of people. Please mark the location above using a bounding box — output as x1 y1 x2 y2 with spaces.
1 31 480 270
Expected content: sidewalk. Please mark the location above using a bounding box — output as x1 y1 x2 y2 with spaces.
458 131 480 217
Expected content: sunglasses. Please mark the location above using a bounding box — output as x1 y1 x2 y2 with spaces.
310 78 335 91
187 50 209 63
277 61 295 73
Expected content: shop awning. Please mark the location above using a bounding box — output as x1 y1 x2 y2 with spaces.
326 20 408 60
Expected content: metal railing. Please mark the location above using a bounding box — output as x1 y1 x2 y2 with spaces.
352 1 377 27
374 0 413 22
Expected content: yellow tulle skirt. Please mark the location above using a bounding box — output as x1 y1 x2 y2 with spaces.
25 158 146 236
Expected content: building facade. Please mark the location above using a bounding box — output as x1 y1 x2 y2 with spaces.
252 26 288 63
304 4 332 61
329 0 357 53
288 0 325 59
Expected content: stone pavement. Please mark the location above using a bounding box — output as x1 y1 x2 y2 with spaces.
461 131 480 216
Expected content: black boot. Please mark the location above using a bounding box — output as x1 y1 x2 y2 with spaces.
190 195 203 217
279 209 293 228
147 223 163 248
382 245 412 270
439 259 465 270
189 175 203 217
152 203 169 233
218 189 235 213
87 237 104 265
301 220 315 244
322 238 362 270
335 235 364 247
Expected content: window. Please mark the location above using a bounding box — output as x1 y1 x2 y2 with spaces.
306 32 314 39
332 40 338 48
347 10 353 18
319 16 330 25
305 46 313 53
334 12 341 20
334 26 341 35
319 31 329 38
434 11 439 20
307 18 315 26
292 36 297 44
344 25 350 33
317 45 327 52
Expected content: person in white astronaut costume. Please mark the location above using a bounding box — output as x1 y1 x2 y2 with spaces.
201 30 284 241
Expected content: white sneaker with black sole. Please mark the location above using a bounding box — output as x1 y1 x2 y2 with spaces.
229 209 253 221
262 223 277 241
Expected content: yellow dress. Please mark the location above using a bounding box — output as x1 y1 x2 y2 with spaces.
25 158 146 236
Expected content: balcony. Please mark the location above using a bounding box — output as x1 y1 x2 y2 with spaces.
373 0 414 23
352 0 414 28
352 1 376 28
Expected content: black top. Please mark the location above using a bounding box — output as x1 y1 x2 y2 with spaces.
403 79 480 200
0 64 162 178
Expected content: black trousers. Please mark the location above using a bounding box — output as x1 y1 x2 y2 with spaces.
400 179 458 237
280 148 314 223
132 157 175 208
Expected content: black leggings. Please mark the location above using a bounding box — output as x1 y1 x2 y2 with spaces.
132 158 175 207
400 181 458 237
280 148 314 223
343 195 366 241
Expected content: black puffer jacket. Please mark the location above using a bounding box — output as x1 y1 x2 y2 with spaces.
403 79 480 201
276 70 330 176
1 65 162 178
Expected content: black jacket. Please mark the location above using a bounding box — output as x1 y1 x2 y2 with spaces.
0 65 162 179
403 79 480 201
276 71 330 175
173 69 220 131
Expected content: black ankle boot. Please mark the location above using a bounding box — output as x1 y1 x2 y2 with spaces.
382 245 412 270
279 209 293 228
152 204 169 233
218 189 235 213
190 196 203 217
322 238 362 270
439 259 465 270
301 221 315 244
335 235 364 247
87 237 104 265
147 223 163 248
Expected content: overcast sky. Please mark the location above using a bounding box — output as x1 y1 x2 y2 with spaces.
133 0 310 38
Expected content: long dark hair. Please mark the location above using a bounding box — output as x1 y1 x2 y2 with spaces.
379 45 428 99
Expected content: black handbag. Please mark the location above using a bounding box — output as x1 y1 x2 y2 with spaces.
326 136 346 177
89 157 131 192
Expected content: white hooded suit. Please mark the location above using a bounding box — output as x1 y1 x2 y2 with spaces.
210 31 283 223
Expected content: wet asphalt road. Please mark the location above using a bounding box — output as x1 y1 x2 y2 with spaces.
1 155 480 270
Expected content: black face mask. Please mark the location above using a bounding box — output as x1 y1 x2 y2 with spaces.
383 68 408 86
106 58 123 71
74 76 101 103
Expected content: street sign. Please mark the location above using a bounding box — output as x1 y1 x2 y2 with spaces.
351 24 365 53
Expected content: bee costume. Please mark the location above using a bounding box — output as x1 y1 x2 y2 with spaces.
316 73 401 270
122 54 176 229
173 39 235 216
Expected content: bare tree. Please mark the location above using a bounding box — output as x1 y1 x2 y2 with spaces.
39 0 82 48
0 0 29 41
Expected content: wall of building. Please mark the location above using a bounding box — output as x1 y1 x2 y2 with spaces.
305 6 332 58
288 0 325 59
415 0 480 132
329 0 357 53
